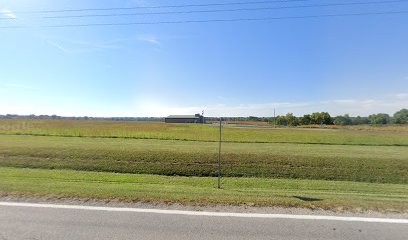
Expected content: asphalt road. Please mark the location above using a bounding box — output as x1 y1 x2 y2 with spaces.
0 203 407 240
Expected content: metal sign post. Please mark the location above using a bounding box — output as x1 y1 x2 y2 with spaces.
218 117 222 189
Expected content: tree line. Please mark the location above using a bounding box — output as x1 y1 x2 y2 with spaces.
207 109 407 126
0 114 164 122
270 109 407 126
1 109 407 125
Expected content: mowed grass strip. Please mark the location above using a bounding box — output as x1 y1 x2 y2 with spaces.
0 135 407 183
0 167 407 212
1 120 408 146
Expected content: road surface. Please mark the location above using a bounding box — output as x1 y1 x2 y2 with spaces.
0 202 407 240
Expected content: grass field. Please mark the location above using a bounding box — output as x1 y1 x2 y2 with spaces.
0 134 407 183
225 121 271 126
1 120 408 145
1 167 407 212
0 120 407 210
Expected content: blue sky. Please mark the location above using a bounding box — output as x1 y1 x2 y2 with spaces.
1 0 407 117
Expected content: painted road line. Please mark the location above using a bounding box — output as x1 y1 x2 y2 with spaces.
0 202 407 224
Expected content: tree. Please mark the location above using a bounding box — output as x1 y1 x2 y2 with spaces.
248 116 261 122
275 115 288 126
321 112 333 125
368 113 390 125
310 112 322 125
333 114 352 126
310 112 333 125
300 114 311 125
352 116 370 125
285 113 299 126
392 109 408 124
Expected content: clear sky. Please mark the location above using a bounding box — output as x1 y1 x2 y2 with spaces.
1 0 407 117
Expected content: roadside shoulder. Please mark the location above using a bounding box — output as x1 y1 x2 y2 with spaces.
1 196 407 220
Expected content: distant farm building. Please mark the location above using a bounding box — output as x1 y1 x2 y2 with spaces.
165 114 205 124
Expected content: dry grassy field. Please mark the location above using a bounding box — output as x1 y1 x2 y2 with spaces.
1 120 407 145
225 121 271 126
299 124 408 131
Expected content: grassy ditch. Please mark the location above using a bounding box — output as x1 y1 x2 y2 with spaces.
0 135 407 183
0 167 407 212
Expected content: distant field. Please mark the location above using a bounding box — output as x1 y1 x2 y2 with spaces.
299 124 408 131
1 120 407 146
0 134 407 183
225 121 271 126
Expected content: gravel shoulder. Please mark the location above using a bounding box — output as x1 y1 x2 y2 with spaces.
1 195 407 219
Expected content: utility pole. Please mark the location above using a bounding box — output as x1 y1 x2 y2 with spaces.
274 108 276 128
202 110 205 124
218 117 222 189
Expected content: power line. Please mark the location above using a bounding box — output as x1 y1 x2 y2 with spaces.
14 0 312 13
1 10 407 29
1 0 405 20
35 0 408 19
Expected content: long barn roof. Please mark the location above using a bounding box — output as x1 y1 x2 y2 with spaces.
166 115 199 119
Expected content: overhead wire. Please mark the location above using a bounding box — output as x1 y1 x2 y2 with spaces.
35 0 408 19
1 0 407 28
1 10 408 29
12 0 314 14
0 0 398 20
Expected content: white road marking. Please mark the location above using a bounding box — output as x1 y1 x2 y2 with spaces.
0 202 407 224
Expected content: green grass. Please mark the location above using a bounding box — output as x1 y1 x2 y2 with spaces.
0 120 406 211
1 135 407 183
1 120 408 146
1 167 407 212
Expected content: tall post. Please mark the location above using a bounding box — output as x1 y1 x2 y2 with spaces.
218 117 222 189
202 110 205 124
274 108 276 128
